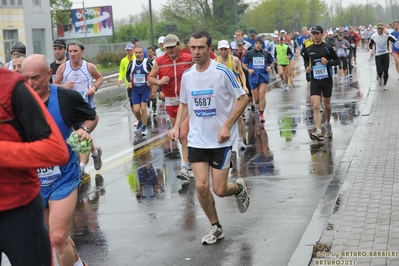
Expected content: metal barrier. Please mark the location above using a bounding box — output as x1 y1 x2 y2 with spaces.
97 73 119 89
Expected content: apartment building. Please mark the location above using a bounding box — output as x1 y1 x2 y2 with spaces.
0 0 52 64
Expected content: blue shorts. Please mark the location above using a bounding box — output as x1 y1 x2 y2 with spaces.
249 73 269 90
40 172 80 209
131 86 151 105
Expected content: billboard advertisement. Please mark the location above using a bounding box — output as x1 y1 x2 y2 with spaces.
57 6 113 39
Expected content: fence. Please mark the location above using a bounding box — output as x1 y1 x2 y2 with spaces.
82 41 149 63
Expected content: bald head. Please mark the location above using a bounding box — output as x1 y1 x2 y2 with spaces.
22 54 51 71
22 54 52 101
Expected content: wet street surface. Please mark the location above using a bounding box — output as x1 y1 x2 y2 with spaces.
2 50 376 266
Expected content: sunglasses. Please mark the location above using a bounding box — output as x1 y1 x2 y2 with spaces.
311 32 321 35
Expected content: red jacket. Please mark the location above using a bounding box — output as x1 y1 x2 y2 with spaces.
349 31 361 47
156 51 192 98
0 69 68 211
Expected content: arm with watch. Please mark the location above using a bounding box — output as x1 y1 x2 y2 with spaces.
76 115 98 142
60 88 99 142
87 62 104 96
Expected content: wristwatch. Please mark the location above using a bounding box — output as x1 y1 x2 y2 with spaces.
79 126 91 134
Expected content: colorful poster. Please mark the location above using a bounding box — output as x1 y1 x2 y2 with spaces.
57 6 113 39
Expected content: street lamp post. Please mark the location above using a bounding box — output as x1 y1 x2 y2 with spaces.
149 0 155 47
280 0 284 30
74 0 88 45
233 0 238 29
82 0 88 45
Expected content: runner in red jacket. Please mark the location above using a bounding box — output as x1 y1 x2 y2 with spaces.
0 67 68 266
148 34 194 185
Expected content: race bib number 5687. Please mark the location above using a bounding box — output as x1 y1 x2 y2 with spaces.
191 89 216 117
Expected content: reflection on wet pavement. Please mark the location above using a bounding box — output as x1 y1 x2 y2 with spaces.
63 51 374 266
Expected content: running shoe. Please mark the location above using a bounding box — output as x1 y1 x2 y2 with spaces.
377 76 382 86
238 138 247 150
259 113 265 123
384 85 387 91
325 123 333 138
202 225 224 245
188 169 195 178
235 178 250 213
177 166 190 181
152 110 158 117
310 130 324 141
141 126 148 136
92 147 103 170
250 104 256 113
134 121 143 133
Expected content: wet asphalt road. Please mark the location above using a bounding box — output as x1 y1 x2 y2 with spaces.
2 49 376 266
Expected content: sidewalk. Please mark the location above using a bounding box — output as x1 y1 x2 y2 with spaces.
309 59 399 265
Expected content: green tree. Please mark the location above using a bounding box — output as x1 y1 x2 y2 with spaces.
242 0 327 32
50 0 72 26
330 2 378 27
160 0 249 41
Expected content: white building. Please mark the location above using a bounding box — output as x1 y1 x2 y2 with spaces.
0 0 52 64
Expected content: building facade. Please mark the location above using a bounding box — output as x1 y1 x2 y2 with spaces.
0 0 52 64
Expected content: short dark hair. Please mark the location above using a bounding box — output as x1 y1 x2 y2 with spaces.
13 53 27 60
190 30 212 47
67 40 84 51
147 46 155 52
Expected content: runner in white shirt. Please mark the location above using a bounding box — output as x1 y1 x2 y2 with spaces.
369 22 396 90
168 30 250 246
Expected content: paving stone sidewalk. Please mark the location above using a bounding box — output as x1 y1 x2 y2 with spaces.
310 62 399 266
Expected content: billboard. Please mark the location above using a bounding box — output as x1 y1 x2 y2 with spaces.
57 6 113 39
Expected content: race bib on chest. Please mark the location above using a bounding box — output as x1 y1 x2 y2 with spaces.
191 89 216 117
337 48 345 57
134 74 146 86
313 64 328 80
37 166 61 187
395 39 399 49
253 57 265 69
377 43 387 54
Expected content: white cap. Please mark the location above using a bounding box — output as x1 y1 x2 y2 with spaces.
218 40 230 49
158 36 165 44
328 31 333 35
280 30 286 33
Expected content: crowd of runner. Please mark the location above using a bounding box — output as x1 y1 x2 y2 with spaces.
1 20 397 265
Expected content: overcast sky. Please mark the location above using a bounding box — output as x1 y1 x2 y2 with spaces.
76 0 382 21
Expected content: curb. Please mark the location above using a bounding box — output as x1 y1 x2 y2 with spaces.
287 66 376 266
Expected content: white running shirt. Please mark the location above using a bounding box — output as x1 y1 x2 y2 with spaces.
180 60 246 149
63 60 96 108
370 33 392 56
